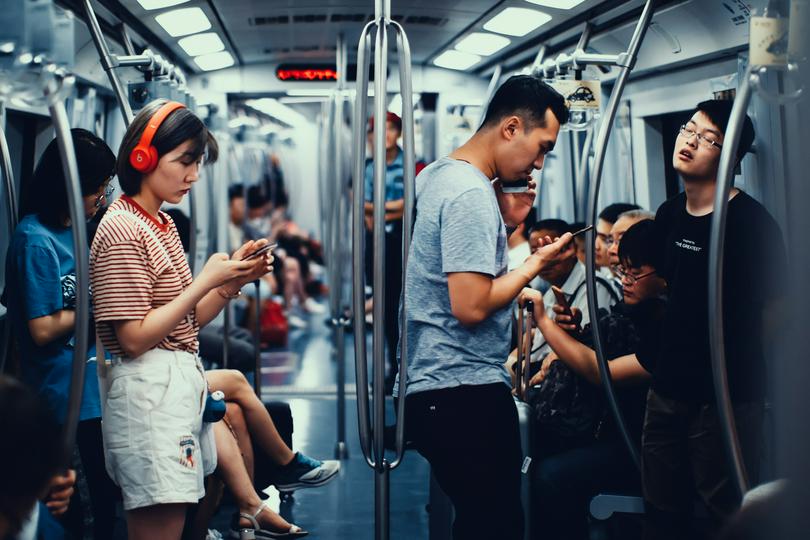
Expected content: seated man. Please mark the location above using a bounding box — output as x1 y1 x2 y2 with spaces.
518 219 666 540
523 219 620 366
595 202 641 284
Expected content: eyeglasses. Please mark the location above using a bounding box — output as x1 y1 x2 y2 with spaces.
94 183 115 209
678 125 723 150
615 266 656 285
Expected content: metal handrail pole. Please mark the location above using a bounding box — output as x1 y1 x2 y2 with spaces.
371 14 389 478
708 67 755 498
188 187 198 275
333 33 349 459
352 22 376 468
529 45 548 76
222 300 230 368
0 101 18 373
584 0 657 471
478 64 502 128
81 0 134 124
253 279 261 399
577 127 595 220
44 69 89 466
117 23 137 55
516 305 525 400
522 302 534 400
389 21 414 469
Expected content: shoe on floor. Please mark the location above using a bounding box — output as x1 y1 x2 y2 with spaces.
303 297 326 314
228 501 308 539
287 314 307 329
273 452 341 491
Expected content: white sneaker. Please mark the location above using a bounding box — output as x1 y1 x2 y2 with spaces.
303 297 327 314
288 314 307 329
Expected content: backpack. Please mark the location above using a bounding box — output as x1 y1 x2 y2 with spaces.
259 299 289 348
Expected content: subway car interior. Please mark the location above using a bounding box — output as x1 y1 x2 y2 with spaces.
1 0 809 539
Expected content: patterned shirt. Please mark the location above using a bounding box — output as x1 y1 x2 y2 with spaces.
364 147 405 203
90 195 199 357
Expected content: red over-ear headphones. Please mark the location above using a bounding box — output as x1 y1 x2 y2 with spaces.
129 101 187 174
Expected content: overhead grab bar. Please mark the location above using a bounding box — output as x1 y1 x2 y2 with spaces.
583 0 658 472
707 66 754 499
0 101 18 374
42 66 90 466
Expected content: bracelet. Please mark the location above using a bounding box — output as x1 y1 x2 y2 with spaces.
217 287 242 300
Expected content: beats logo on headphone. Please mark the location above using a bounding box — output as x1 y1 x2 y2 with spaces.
129 101 186 174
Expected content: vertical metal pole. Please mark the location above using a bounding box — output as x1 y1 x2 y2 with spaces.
44 70 89 466
81 0 134 125
253 280 261 399
352 23 376 468
708 68 754 498
0 101 18 374
571 131 582 221
583 0 656 472
222 301 230 368
478 64 503 128
188 187 198 275
334 33 349 459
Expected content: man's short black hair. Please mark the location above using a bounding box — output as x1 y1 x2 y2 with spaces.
618 219 656 269
532 218 569 238
598 203 641 225
480 75 569 132
694 99 755 162
228 183 245 202
247 185 267 210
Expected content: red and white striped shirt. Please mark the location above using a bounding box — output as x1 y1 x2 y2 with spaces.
90 195 199 356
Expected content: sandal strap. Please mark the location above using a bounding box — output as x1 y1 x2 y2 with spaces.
251 500 273 521
238 511 260 530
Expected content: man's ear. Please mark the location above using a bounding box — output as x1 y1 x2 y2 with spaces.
502 116 521 141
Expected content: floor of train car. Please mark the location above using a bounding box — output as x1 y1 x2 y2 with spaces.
206 312 432 539
160 307 428 540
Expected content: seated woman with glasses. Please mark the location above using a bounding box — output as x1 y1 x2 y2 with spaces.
517 219 666 540
2 128 119 539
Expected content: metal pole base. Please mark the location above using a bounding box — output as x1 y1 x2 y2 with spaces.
334 441 349 460
375 461 390 540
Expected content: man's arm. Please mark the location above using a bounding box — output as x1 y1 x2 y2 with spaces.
448 234 572 326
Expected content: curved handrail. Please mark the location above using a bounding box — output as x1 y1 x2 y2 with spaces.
584 0 656 471
478 64 502 128
389 20 414 469
749 63 803 104
43 68 89 466
370 16 390 474
707 67 755 498
351 20 376 469
0 103 18 373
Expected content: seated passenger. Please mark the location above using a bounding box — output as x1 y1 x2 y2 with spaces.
595 202 641 285
518 219 666 540
0 376 75 540
568 221 587 265
2 128 119 539
522 219 620 366
88 99 290 540
603 209 654 296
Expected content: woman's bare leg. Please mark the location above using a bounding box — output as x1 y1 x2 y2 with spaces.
225 401 255 479
213 421 295 531
206 370 295 466
126 503 187 540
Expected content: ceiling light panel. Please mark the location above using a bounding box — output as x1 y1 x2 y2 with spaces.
194 51 234 71
136 0 189 9
155 7 212 37
433 50 482 71
178 32 225 56
483 7 552 37
455 32 511 56
524 0 587 9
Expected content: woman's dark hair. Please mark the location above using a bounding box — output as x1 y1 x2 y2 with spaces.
22 128 115 228
618 219 656 270
117 99 219 196
480 75 569 131
0 376 62 536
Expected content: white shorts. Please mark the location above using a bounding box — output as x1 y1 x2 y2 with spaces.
99 349 208 511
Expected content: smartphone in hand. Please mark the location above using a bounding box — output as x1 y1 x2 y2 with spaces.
501 178 530 194
551 285 572 316
241 243 277 261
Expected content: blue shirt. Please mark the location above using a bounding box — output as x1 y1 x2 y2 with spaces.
364 147 405 203
4 214 100 423
396 157 511 397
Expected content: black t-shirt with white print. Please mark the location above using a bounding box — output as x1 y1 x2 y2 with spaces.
643 190 785 404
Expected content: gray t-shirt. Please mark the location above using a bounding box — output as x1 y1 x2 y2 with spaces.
397 157 511 397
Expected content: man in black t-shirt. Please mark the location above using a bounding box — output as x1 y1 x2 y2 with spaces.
641 100 786 539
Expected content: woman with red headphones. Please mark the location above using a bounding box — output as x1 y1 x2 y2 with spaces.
89 100 300 539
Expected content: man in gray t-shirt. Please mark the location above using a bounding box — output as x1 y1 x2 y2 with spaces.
399 75 570 540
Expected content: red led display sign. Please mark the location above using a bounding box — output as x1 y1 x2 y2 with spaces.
276 66 338 81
